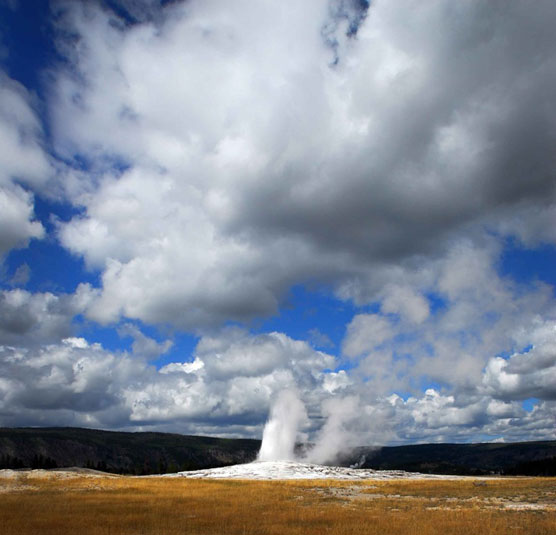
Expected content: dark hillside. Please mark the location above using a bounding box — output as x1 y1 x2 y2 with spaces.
0 427 260 474
353 441 556 476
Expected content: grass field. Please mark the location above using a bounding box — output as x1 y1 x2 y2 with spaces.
1 470 554 534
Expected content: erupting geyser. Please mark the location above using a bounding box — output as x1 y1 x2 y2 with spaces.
257 390 306 461
172 391 414 479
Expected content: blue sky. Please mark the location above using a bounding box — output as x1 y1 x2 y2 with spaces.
0 0 555 449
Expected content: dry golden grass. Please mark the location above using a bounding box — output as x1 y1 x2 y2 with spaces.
0 471 554 534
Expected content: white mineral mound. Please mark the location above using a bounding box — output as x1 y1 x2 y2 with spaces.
168 460 450 480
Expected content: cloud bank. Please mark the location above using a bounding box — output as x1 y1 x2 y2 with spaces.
0 0 555 445
49 0 556 329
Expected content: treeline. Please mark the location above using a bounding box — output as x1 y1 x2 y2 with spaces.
1 454 58 470
503 456 556 476
0 454 209 475
83 458 204 475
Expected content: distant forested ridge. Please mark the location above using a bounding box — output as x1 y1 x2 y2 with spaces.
0 427 259 475
351 441 556 476
0 427 554 476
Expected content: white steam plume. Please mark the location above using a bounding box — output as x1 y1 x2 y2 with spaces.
305 396 361 465
258 391 372 466
258 390 307 461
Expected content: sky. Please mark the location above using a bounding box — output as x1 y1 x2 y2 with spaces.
0 0 555 448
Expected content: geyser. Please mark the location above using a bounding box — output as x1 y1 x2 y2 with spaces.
258 390 306 461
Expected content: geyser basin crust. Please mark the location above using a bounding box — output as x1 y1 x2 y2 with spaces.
169 460 459 480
